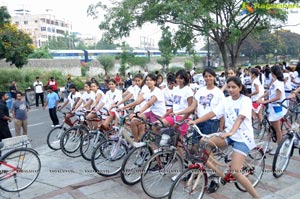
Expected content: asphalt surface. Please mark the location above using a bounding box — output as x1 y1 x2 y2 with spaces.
8 104 67 148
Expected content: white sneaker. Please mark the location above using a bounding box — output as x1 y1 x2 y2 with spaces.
55 125 61 127
269 147 277 155
171 173 180 181
51 125 55 127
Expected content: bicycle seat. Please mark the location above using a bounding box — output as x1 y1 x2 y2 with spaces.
0 142 4 149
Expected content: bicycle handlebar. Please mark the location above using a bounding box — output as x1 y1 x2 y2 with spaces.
133 111 165 128
274 98 300 114
191 124 221 139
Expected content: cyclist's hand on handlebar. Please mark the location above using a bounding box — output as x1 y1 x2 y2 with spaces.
289 93 296 99
188 120 196 126
220 131 233 139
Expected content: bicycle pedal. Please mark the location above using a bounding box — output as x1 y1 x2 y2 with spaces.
220 178 227 185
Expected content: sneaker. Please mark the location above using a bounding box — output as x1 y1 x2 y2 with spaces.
207 180 219 194
171 173 180 181
266 145 273 153
51 125 55 127
55 125 61 127
269 147 277 155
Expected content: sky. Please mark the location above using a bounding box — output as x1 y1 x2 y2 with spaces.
1 0 300 49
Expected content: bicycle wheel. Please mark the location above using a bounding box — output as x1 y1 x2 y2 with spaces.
47 126 67 150
80 131 105 161
272 134 293 178
0 148 41 192
141 150 184 198
60 125 88 158
121 145 152 185
91 139 128 177
235 147 265 192
168 168 207 199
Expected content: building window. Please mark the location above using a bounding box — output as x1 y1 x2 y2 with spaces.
41 27 46 31
24 21 28 24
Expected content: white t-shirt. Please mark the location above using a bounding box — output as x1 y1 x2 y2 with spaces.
163 86 174 107
242 75 252 89
159 81 167 89
127 85 138 100
213 95 256 150
264 75 272 88
283 72 292 91
33 81 43 93
194 86 225 119
251 78 264 102
198 76 206 88
144 87 166 117
81 91 95 106
68 91 81 108
106 89 123 107
292 71 300 88
189 83 198 93
268 80 287 119
94 89 106 109
134 85 150 112
172 86 194 114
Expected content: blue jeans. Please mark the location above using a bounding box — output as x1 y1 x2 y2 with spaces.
192 119 220 144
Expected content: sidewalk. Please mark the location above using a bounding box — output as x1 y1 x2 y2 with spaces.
1 145 300 199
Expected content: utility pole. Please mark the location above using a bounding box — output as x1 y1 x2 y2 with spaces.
207 36 210 67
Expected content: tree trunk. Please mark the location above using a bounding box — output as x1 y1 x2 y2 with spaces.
218 42 229 72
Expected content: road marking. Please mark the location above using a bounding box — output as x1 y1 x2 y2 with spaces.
10 122 44 131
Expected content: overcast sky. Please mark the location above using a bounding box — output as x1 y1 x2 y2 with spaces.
1 0 300 48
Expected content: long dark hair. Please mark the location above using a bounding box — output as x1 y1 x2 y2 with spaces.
145 73 158 87
134 73 145 88
296 62 300 77
175 69 189 86
226 76 247 95
264 67 271 80
250 68 259 77
271 65 284 82
203 67 218 86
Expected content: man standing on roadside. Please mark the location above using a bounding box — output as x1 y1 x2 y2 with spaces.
33 76 44 108
0 92 12 142
44 86 60 127
11 92 30 136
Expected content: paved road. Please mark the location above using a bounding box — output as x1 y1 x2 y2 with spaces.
8 105 66 148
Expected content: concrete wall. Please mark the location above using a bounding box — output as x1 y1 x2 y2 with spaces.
0 57 201 77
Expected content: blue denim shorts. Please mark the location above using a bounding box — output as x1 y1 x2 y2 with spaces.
225 137 250 156
192 119 219 144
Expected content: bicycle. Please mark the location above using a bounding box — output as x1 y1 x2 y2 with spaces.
47 107 78 150
90 108 132 177
0 136 41 194
168 125 265 199
272 99 300 178
79 110 109 161
120 113 163 185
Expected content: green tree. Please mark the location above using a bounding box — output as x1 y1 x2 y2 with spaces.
97 55 115 75
29 47 53 59
184 60 193 71
95 38 117 49
127 57 149 70
158 26 174 72
0 6 34 68
88 0 294 71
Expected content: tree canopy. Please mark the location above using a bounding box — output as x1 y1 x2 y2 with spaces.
0 6 34 68
88 0 298 70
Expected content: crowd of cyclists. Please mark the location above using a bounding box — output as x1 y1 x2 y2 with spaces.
56 61 300 199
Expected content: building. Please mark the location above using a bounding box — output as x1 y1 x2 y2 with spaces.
11 9 72 48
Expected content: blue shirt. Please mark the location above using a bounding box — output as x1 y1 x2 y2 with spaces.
46 92 59 108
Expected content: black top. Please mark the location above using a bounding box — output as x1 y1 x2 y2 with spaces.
9 85 17 99
0 99 9 126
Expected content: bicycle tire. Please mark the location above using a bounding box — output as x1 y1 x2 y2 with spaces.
60 125 88 158
47 126 67 150
235 147 265 192
80 131 105 161
121 145 152 185
168 168 207 199
272 134 293 178
140 150 184 198
91 139 128 177
0 148 41 192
